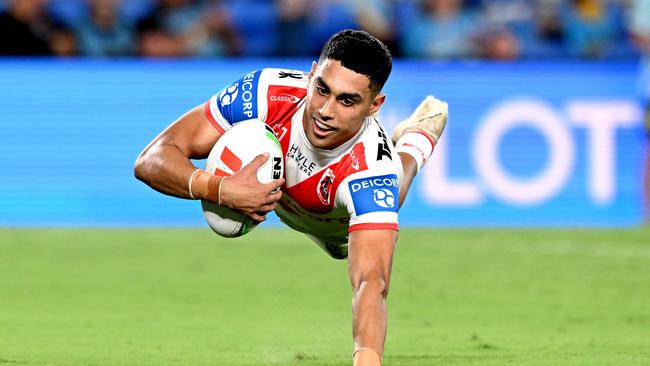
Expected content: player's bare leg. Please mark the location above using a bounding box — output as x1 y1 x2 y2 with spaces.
392 96 448 207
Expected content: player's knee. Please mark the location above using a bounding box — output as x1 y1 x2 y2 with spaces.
352 273 389 299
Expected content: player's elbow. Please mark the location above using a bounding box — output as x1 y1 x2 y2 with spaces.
133 150 154 184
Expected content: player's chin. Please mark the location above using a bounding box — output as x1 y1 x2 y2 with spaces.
308 133 339 149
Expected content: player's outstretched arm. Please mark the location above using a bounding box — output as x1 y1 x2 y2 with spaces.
134 104 284 222
347 229 397 366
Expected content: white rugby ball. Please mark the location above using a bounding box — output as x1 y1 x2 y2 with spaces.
201 120 284 237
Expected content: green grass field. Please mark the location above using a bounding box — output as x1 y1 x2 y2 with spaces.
1 228 649 365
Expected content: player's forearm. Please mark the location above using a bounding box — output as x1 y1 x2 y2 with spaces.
398 152 418 208
134 140 218 200
351 277 389 361
348 230 396 365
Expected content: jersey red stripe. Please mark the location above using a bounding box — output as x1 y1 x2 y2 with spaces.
348 223 398 233
204 100 226 134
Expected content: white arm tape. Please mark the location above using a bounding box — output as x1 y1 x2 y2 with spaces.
395 132 434 171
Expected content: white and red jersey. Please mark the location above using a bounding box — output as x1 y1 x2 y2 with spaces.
204 68 402 257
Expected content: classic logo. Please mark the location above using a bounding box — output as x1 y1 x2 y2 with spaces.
219 84 238 106
373 188 395 208
317 169 336 205
269 94 301 103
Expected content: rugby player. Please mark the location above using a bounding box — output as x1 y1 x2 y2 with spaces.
134 29 447 366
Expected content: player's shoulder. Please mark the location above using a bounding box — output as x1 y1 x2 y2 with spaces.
333 118 402 204
258 68 309 112
334 137 401 219
207 67 308 131
217 67 307 100
258 68 308 88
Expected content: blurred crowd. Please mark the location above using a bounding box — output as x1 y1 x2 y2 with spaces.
0 0 649 59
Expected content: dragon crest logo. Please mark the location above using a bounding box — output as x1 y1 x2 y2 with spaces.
317 168 335 205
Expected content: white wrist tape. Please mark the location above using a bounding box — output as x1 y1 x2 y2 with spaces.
218 176 227 206
395 131 435 171
188 169 202 200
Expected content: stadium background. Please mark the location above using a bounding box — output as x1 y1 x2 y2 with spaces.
0 0 648 227
1 1 650 365
0 59 645 226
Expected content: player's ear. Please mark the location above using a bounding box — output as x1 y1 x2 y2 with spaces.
367 93 386 117
307 61 317 81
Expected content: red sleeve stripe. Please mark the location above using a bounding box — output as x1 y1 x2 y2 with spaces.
411 130 436 151
204 100 226 134
348 223 398 233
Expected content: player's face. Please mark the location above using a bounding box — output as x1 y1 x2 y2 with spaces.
303 59 385 150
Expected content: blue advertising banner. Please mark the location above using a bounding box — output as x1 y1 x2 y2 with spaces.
0 60 645 226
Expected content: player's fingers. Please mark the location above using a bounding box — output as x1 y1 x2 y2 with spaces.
243 153 269 172
265 190 283 203
249 212 266 222
258 203 276 212
265 178 285 192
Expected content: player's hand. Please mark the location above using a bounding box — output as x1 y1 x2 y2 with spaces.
218 153 284 222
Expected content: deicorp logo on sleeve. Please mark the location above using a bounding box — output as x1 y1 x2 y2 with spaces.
348 174 399 215
216 70 260 123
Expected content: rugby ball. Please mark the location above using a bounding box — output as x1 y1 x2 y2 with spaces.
201 120 284 237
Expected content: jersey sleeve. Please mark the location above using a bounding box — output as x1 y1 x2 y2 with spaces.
204 69 264 134
336 169 401 233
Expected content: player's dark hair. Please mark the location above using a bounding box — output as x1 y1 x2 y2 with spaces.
318 29 392 94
